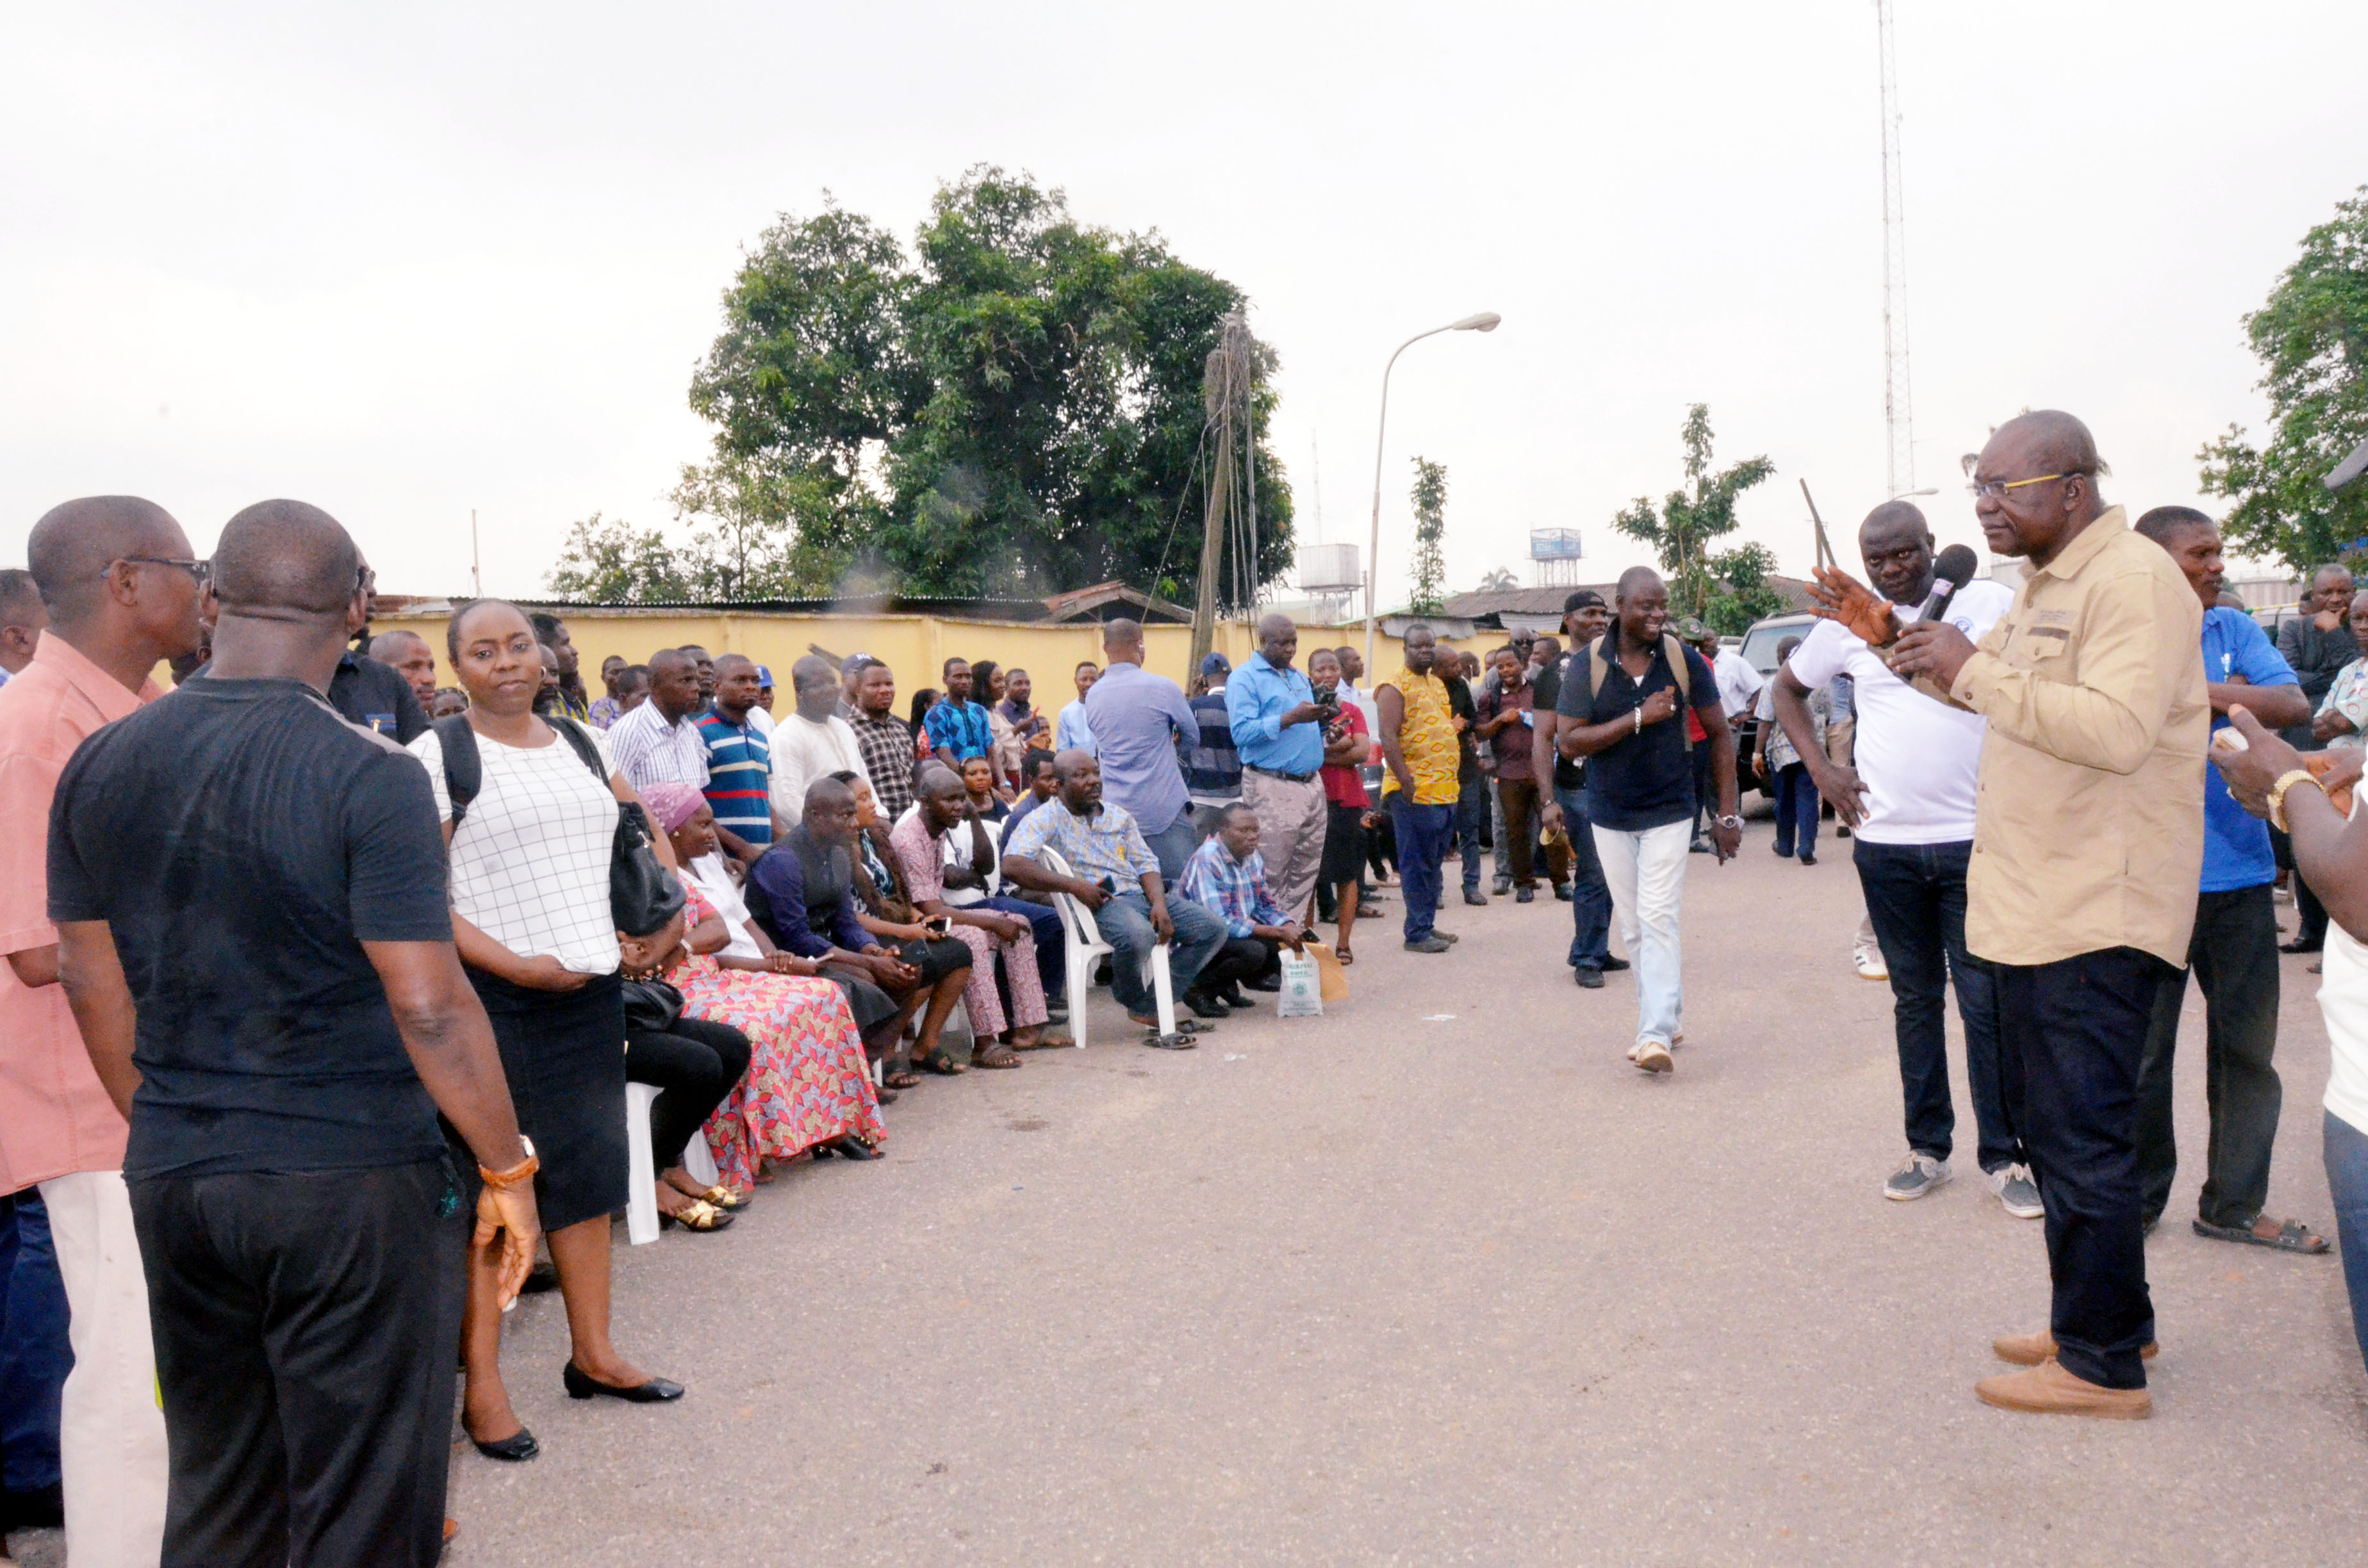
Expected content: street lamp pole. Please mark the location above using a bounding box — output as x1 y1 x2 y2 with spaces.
1362 311 1502 674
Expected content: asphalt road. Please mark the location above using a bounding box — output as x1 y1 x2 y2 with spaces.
22 821 2368 1565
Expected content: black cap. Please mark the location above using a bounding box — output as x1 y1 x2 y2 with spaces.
1563 589 1606 613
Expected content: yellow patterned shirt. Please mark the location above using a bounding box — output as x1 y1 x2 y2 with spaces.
1381 669 1461 806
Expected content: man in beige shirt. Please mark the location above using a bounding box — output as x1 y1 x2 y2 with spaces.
1886 411 2207 1419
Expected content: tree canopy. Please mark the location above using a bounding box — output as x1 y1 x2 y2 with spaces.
1408 457 1448 614
1611 405 1780 634
2199 186 2368 573
553 168 1292 604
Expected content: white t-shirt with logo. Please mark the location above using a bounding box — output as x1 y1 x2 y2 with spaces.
1783 578 2016 845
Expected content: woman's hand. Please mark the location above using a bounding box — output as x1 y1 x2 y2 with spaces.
766 951 823 976
510 954 592 992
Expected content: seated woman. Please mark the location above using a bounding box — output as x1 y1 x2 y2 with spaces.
960 753 1015 830
638 785 887 1188
890 765 1065 1066
745 774 974 1081
616 955 752 1231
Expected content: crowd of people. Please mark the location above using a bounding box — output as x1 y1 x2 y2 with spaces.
7 405 2368 1560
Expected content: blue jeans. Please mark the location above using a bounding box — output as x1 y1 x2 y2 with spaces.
1142 816 1201 887
0 1191 67 1494
2325 1111 2368 1375
1772 762 1818 858
1386 797 1455 942
1554 783 1612 970
1854 838 2011 1172
1092 892 1227 1015
1456 776 1488 891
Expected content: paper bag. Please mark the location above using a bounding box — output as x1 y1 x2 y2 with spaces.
1305 941 1350 1002
1276 948 1323 1017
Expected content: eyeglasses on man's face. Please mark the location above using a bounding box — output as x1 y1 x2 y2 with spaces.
1966 472 2084 502
105 556 211 586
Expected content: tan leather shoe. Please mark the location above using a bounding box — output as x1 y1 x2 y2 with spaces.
1992 1328 2159 1366
1975 1359 2151 1419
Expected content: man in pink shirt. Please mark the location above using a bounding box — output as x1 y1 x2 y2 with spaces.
0 496 206 1565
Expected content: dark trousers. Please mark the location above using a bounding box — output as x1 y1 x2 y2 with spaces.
0 1189 67 1496
2297 868 2330 947
130 1160 465 1568
1994 946 2169 1391
626 1014 753 1172
1455 775 1488 890
1688 742 1712 838
1495 778 1565 888
1198 935 1279 995
1772 762 1818 859
1387 796 1454 942
1554 782 1613 971
972 894 1065 1000
2135 883 2283 1229
1855 838 2012 1172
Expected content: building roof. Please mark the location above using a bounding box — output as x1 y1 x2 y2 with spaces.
1441 575 1818 628
377 580 1196 625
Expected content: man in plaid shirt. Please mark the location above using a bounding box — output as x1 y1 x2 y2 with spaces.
1176 803 1308 1013
846 660 918 824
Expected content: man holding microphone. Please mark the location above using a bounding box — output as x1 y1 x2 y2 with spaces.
1817 411 2205 1419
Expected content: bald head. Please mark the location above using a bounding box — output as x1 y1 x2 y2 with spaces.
1994 409 2103 481
214 500 361 618
1615 566 1663 602
27 496 190 621
1102 618 1145 666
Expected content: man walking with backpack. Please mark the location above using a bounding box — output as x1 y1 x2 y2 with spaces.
1552 569 1739 1072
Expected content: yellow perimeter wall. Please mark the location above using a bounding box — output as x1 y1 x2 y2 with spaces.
372 609 1432 698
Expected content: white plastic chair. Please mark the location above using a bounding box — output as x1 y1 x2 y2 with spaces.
1041 849 1176 1045
682 1129 721 1189
624 1082 661 1246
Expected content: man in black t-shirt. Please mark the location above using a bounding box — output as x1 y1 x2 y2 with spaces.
1532 589 1620 984
49 500 538 1566
1550 568 1739 1073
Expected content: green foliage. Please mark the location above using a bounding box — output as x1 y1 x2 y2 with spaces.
1611 404 1775 623
1408 457 1448 614
545 513 693 603
558 168 1293 606
2199 187 2368 573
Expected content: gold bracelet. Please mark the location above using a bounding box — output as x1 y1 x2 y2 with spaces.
479 1136 539 1191
2267 768 2322 834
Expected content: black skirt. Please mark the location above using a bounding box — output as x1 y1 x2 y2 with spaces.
1320 801 1369 886
459 968 627 1232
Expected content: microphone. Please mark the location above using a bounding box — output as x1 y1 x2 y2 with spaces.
1917 544 1981 627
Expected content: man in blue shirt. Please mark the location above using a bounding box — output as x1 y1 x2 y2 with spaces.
1226 615 1329 923
1081 620 1201 882
1055 661 1098 753
922 659 993 763
2132 508 2328 1252
696 653 779 854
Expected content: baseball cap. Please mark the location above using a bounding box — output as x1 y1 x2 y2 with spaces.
1563 589 1604 613
1200 652 1231 676
1674 616 1711 640
755 665 774 686
840 652 875 676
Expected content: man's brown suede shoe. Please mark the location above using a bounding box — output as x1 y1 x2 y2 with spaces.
1991 1328 2159 1366
1975 1360 2152 1419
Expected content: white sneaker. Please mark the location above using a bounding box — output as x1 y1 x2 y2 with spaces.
1633 1039 1673 1074
1990 1164 2044 1219
1854 932 1888 981
1884 1151 1950 1200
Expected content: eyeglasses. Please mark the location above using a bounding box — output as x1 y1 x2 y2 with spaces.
104 557 211 585
1966 472 2084 501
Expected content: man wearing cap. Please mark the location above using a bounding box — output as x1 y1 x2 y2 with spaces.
1184 652 1242 838
748 664 777 738
835 653 870 723
1228 615 1329 925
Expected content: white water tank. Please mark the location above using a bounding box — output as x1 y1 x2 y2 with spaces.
1297 542 1361 595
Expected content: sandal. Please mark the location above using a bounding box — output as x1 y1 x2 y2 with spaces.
658 1199 734 1233
971 1043 1023 1069
696 1185 744 1210
882 1061 923 1090
920 1048 967 1076
2193 1215 2330 1254
1335 945 1354 966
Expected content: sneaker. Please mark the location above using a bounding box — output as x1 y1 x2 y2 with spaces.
1973 1360 2151 1419
1553 883 1573 902
1493 876 1512 896
1990 1164 2044 1219
1853 932 1888 981
1600 955 1631 972
1800 852 1816 866
1403 935 1452 954
1516 885 1535 904
1884 1152 1950 1201
1633 1039 1673 1074
1463 886 1488 906
1573 966 1605 989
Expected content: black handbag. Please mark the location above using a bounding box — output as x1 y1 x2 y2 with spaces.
620 977 686 1034
433 715 689 938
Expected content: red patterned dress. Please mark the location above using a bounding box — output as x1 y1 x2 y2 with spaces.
670 885 885 1193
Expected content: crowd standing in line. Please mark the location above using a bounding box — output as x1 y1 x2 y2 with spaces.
10 412 2368 1560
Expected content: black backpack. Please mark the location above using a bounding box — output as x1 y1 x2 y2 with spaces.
432 714 686 938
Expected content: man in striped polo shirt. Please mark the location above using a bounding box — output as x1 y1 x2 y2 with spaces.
696 653 784 861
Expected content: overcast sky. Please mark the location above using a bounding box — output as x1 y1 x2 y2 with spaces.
5 2 2361 608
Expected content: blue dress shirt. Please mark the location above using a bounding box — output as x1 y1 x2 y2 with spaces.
1226 653 1324 775
2201 606 2299 894
1081 661 1198 835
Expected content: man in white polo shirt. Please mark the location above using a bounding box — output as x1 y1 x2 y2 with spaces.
1776 500 2034 1216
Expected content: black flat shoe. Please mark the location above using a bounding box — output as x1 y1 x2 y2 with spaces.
563 1361 684 1404
825 1135 882 1161
2281 938 2323 954
469 1426 540 1462
1573 967 1605 989
1243 975 1281 993
1600 956 1631 972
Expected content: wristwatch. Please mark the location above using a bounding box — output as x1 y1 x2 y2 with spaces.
2267 769 2322 833
1715 814 1744 831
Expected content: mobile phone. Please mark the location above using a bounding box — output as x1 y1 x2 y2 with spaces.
924 914 951 936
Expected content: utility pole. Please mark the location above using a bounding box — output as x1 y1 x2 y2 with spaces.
471 508 482 598
1877 0 1914 497
1190 350 1236 674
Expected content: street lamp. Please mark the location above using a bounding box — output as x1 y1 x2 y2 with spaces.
1363 312 1502 673
1890 486 1938 500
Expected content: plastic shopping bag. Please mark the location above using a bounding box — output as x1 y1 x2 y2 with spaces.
1276 947 1323 1018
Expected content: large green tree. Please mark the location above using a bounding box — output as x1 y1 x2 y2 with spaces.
1611 404 1779 634
2199 187 2368 573
1407 457 1448 614
563 169 1292 604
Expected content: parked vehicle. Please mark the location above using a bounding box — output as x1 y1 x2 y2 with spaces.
1731 612 1818 795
